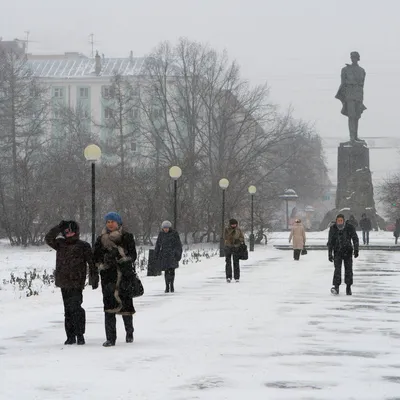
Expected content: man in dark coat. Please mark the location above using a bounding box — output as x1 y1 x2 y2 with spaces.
93 212 137 347
328 214 359 296
155 220 183 293
224 218 245 283
359 213 372 245
45 220 98 345
348 214 359 230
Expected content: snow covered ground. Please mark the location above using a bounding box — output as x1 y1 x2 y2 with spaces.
1 233 400 399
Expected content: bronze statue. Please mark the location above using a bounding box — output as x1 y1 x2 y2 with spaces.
335 52 367 141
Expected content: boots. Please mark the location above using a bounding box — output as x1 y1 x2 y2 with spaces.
77 335 85 345
126 333 134 343
165 284 170 293
330 285 339 295
346 285 352 296
103 340 116 347
64 336 76 345
170 282 174 293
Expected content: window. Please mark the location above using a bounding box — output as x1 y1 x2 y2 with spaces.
53 88 64 98
131 141 137 152
53 109 61 119
103 86 113 98
128 108 139 119
104 107 113 119
79 88 89 98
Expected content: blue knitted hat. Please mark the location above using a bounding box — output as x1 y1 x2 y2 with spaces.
104 212 122 225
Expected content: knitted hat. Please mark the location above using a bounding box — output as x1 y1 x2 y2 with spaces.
229 218 238 225
62 221 79 236
104 212 122 225
161 220 172 229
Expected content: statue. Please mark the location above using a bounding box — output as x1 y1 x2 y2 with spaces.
335 51 367 142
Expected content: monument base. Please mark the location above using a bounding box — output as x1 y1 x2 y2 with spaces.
320 140 386 230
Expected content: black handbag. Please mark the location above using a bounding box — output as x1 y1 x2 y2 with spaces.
132 273 144 298
238 243 248 260
301 247 308 255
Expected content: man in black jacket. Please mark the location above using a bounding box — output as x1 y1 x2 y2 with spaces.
45 221 98 345
359 213 372 245
327 214 359 295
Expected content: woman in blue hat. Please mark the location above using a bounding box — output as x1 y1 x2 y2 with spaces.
93 212 137 347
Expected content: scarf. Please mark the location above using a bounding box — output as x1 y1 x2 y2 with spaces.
98 227 129 270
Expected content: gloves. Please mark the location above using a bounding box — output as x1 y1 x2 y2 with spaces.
328 253 333 262
354 250 359 258
58 220 69 231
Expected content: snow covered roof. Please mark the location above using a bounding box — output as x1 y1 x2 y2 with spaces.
27 57 147 78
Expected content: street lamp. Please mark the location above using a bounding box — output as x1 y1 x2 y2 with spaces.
169 166 182 230
248 185 257 251
219 178 229 257
279 189 298 230
84 144 102 247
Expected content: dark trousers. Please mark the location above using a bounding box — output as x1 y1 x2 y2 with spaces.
293 249 301 260
165 268 175 290
61 288 85 338
333 253 353 287
104 313 134 342
362 230 369 244
225 247 240 280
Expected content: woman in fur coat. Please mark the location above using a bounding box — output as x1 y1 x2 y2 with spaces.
94 212 137 347
289 218 306 260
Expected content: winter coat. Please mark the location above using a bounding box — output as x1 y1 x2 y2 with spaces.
359 217 372 231
224 227 245 248
328 221 359 256
45 225 96 289
289 222 306 250
154 229 183 271
93 228 137 315
394 220 400 237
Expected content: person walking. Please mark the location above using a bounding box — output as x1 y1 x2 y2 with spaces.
328 214 359 295
93 212 137 347
45 220 98 345
359 213 372 245
224 218 245 283
154 220 183 293
394 218 400 245
348 214 359 230
289 218 306 260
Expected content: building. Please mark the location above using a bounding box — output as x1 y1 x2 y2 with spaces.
0 39 26 55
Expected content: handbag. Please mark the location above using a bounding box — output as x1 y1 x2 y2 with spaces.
132 272 144 298
301 247 308 255
238 243 248 260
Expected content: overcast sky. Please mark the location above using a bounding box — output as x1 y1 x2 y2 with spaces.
2 0 399 147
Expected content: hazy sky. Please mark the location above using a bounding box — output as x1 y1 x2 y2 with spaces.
2 0 399 145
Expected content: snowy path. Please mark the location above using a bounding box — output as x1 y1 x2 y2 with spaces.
2 248 400 399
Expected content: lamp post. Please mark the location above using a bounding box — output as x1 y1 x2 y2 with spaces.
248 185 257 251
279 189 298 230
219 178 229 257
169 166 182 230
84 144 102 247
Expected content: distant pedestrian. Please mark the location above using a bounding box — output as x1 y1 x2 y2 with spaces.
94 212 137 347
289 219 306 260
348 215 359 230
359 213 372 245
154 220 183 293
224 219 245 282
394 218 400 245
45 220 98 346
328 214 359 295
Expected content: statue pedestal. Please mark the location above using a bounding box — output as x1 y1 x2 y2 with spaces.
320 140 385 230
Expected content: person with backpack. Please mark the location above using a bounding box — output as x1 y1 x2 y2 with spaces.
45 220 98 345
224 218 245 283
328 214 359 295
154 220 183 293
359 213 372 245
93 212 137 347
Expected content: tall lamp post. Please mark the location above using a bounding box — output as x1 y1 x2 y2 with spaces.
219 178 229 257
169 166 182 230
84 144 102 247
248 185 257 251
279 189 298 230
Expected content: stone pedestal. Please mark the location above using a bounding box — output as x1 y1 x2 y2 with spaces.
320 140 385 230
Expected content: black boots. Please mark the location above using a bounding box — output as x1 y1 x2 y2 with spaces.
346 285 352 296
64 336 76 345
331 286 339 295
77 335 85 345
126 333 134 343
103 340 116 347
